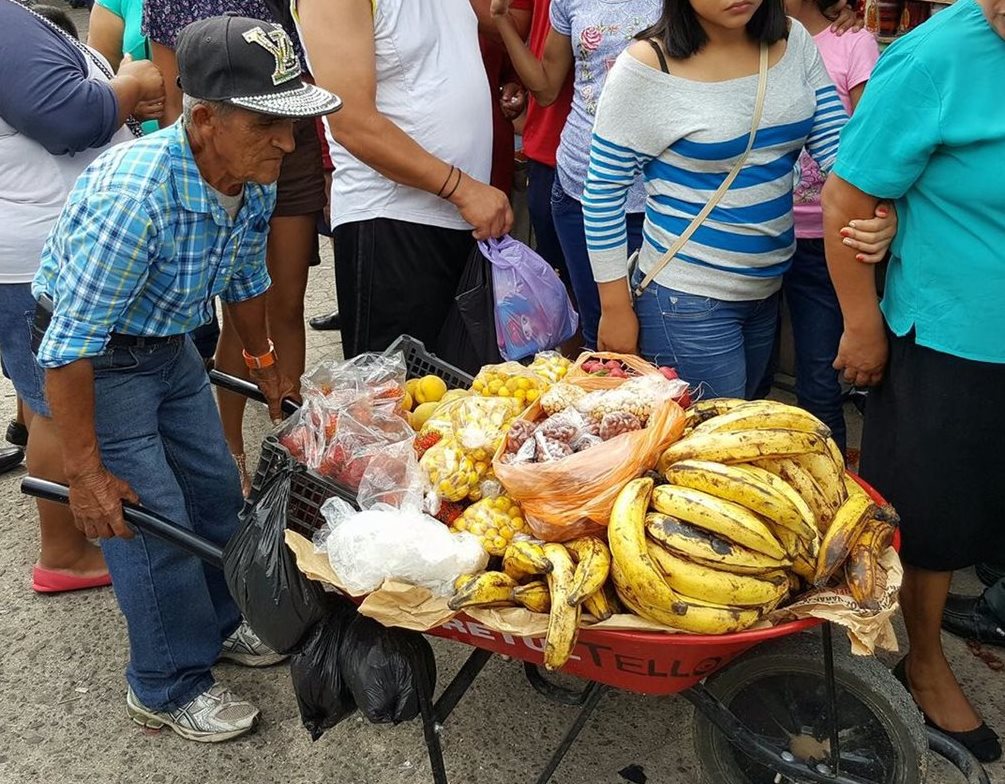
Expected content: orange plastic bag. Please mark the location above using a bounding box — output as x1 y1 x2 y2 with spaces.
492 355 686 541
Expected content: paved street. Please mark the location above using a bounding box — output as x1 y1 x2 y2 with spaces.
1 6 1001 781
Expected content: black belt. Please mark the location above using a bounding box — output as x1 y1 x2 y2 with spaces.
106 333 183 348
33 295 184 352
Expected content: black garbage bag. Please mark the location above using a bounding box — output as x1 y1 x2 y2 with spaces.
338 615 437 725
290 598 358 740
436 243 502 376
223 461 327 654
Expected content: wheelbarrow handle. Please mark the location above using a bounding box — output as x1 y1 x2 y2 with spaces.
208 369 301 416
20 477 225 569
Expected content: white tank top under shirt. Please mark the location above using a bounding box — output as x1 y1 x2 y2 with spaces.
295 0 493 232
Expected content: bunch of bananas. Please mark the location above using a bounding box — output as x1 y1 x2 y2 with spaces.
607 398 899 630
449 536 619 671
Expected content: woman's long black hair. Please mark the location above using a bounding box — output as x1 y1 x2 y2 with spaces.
637 0 789 59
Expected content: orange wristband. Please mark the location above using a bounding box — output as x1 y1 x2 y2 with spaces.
242 339 276 370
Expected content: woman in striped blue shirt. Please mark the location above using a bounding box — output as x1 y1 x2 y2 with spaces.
584 0 881 398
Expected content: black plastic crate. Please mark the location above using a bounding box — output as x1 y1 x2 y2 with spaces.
385 334 474 387
249 335 473 536
248 436 358 538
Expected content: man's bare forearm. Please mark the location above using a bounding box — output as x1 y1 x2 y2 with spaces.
330 109 458 196
224 294 271 356
821 175 884 333
47 360 101 479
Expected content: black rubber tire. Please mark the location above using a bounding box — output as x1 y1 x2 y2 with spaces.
693 632 928 784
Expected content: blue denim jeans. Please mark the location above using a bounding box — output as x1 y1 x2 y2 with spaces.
91 337 243 711
634 270 781 399
550 180 644 349
525 161 570 286
784 239 847 452
0 283 49 416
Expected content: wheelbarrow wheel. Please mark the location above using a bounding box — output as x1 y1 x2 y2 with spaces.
693 633 927 784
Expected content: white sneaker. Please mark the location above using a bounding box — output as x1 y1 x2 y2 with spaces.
219 621 288 667
126 683 260 743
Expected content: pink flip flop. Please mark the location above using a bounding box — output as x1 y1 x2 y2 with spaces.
32 565 112 594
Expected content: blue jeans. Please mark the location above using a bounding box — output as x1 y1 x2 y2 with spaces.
784 239 847 452
526 161 570 286
0 283 49 416
634 270 781 399
550 180 644 349
91 337 243 711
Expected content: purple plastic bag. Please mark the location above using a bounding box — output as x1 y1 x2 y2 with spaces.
478 236 579 361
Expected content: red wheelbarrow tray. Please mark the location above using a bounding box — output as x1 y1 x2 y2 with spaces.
412 473 896 697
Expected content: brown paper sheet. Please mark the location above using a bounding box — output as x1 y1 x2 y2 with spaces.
287 531 901 655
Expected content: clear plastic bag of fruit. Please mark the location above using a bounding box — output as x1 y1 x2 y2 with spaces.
470 361 547 408
356 438 426 512
316 398 414 491
301 352 406 404
450 494 530 556
493 364 688 542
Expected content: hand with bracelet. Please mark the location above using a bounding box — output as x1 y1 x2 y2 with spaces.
437 162 513 240
243 340 298 424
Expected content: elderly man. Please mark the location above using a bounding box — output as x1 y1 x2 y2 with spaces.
296 0 514 359
33 15 340 742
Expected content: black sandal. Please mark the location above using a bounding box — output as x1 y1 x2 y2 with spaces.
892 657 1002 763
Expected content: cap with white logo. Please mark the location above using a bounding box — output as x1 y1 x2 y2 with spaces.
175 15 341 118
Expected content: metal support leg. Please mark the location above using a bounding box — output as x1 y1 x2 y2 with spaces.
434 648 494 724
532 682 606 784
523 662 594 706
413 646 449 784
821 623 842 775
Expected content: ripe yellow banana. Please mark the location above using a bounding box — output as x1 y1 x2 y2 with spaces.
512 579 551 614
692 400 831 439
684 397 747 428
826 437 846 472
542 543 580 671
502 540 553 583
645 512 792 574
651 484 786 559
608 478 691 627
565 536 612 607
613 560 762 634
658 428 829 474
814 491 879 585
664 459 813 537
755 458 835 532
773 525 820 582
789 451 847 513
448 571 519 611
646 542 789 608
732 463 818 534
582 582 620 621
844 518 897 610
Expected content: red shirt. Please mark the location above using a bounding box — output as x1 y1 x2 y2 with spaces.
521 0 574 169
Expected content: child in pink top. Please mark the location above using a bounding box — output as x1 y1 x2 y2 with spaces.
792 3 880 236
781 0 879 454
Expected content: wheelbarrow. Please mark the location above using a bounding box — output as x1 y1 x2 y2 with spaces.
19 336 990 784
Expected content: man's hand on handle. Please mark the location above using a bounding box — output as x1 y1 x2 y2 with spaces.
68 466 139 540
250 365 298 424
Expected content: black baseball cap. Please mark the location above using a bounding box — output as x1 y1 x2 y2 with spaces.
175 15 341 118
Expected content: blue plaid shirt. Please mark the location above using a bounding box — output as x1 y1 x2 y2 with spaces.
33 122 275 368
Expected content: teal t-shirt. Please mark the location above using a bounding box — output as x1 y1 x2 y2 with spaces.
95 0 157 134
833 0 1005 364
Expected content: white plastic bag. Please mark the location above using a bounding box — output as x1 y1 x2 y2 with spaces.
316 498 488 596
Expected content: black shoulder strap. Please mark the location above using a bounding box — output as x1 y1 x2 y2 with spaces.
646 39 669 74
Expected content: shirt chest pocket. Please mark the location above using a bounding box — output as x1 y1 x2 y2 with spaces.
206 217 269 297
